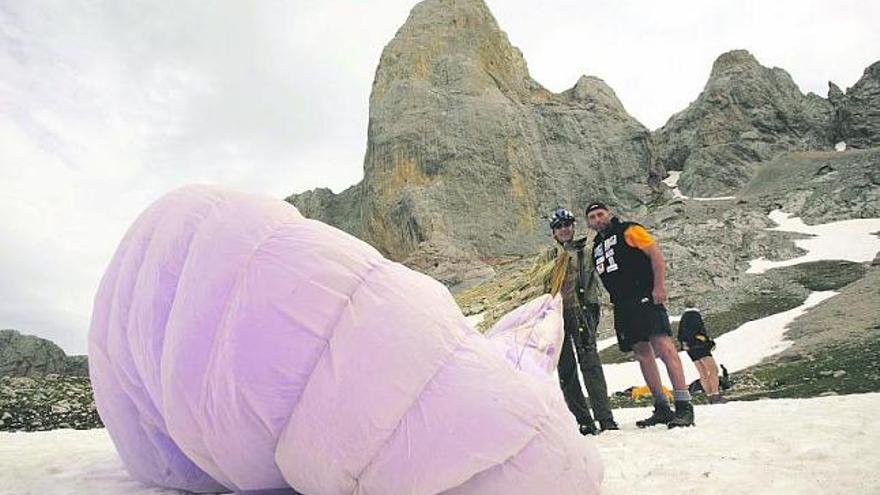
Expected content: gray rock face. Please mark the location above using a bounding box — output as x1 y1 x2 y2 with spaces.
64 355 89 377
740 148 880 223
830 60 880 149
288 0 658 285
460 145 880 335
653 50 835 196
650 147 879 311
783 263 880 351
643 201 800 304
286 185 364 238
0 329 88 378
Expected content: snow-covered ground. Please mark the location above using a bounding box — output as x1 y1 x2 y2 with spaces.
747 210 880 274
600 393 880 494
662 171 737 202
597 335 616 352
0 428 181 495
3 393 878 495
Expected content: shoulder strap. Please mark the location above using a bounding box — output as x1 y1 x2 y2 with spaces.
576 245 587 292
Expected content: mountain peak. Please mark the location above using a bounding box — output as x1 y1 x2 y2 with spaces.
830 58 880 148
709 49 762 78
373 0 532 99
406 0 494 22
653 49 834 195
564 75 627 114
864 59 880 81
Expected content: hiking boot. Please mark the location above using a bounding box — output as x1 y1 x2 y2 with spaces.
598 419 620 432
668 400 695 428
709 394 727 405
579 422 598 436
635 403 674 428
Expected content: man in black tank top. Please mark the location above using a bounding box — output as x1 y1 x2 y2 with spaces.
586 202 695 429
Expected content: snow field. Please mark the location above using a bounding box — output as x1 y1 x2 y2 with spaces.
3 394 878 495
599 393 880 494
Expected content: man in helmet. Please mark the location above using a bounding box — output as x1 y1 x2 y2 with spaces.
585 201 694 429
544 207 618 435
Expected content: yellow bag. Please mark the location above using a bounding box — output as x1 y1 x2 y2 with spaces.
630 385 672 399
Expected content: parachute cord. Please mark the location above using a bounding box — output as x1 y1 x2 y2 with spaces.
548 250 569 297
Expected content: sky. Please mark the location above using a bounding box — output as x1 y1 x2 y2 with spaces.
1 0 877 354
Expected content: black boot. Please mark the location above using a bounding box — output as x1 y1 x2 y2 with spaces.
598 419 620 432
668 400 695 428
636 403 674 428
579 421 598 436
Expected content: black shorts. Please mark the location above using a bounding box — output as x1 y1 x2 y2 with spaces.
613 299 673 353
686 346 713 361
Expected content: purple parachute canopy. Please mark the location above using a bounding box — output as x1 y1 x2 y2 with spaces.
88 185 603 494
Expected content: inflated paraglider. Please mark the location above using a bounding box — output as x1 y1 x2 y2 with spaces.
88 185 603 494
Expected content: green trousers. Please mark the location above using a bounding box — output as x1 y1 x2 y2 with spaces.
557 306 614 425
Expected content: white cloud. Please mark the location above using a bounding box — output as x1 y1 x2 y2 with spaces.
0 0 877 353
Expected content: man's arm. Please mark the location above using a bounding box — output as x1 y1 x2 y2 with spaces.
641 243 667 304
623 224 667 304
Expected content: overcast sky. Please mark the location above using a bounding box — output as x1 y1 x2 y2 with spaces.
1 0 877 354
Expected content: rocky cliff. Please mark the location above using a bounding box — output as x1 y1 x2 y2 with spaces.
652 50 835 196
288 0 658 288
830 60 880 150
288 0 878 299
0 329 89 378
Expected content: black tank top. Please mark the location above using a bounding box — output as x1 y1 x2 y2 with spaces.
592 218 654 304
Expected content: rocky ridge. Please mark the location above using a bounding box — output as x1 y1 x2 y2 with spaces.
652 49 835 196
0 329 88 378
830 60 880 149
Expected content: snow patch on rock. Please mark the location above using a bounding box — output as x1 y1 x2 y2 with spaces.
662 171 737 201
747 210 880 274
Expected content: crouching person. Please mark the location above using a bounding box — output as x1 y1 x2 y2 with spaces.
679 303 725 404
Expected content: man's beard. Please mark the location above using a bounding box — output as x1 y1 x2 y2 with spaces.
599 218 614 231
